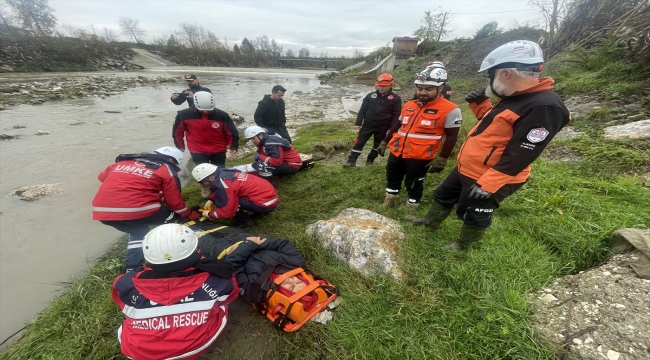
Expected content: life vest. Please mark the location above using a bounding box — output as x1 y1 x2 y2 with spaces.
388 97 458 160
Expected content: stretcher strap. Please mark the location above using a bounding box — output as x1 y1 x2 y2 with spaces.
272 267 304 285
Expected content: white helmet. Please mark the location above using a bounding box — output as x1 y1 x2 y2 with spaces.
244 125 266 139
193 91 215 111
192 163 218 182
143 224 198 265
478 40 544 72
155 146 183 164
414 63 447 86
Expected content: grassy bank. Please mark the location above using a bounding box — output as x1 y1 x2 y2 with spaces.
3 103 649 359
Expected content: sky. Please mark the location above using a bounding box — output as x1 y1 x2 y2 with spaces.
48 0 545 57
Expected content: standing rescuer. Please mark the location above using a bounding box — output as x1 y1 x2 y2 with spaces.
405 40 571 251
343 73 402 167
170 73 212 108
378 62 462 208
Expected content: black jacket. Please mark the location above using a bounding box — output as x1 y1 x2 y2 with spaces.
254 95 286 128
356 90 402 128
171 85 212 108
197 231 306 304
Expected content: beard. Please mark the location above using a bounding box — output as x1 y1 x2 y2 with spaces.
486 75 508 98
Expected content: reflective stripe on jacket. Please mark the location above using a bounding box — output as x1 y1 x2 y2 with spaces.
388 97 459 160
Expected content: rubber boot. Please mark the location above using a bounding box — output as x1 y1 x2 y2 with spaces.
262 176 278 188
343 157 357 167
365 156 375 166
442 224 486 251
405 201 419 209
381 193 398 207
403 201 452 229
200 182 211 199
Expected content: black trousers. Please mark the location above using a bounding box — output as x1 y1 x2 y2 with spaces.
190 152 227 168
385 153 430 204
265 125 292 143
433 167 525 230
348 124 388 161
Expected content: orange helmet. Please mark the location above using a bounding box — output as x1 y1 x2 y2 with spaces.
375 73 394 87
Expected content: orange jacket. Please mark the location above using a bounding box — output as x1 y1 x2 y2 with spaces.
457 78 571 193
388 97 460 160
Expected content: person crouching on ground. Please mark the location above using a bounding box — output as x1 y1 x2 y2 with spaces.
111 224 238 360
92 147 201 272
192 163 279 227
244 125 303 187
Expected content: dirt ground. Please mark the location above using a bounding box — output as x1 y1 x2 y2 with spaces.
531 251 650 360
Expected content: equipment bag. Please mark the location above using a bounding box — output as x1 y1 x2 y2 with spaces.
298 153 315 172
251 253 338 332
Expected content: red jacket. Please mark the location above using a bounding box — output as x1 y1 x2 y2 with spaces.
112 269 239 360
173 107 239 155
256 135 302 170
92 155 192 221
204 169 279 219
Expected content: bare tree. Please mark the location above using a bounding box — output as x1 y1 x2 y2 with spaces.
298 47 310 58
6 0 56 35
352 49 365 59
413 8 452 43
285 48 295 58
528 0 568 53
100 27 119 42
270 38 283 57
119 17 145 43
0 0 17 28
254 35 271 53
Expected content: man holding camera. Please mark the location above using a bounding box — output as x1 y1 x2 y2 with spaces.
170 74 212 108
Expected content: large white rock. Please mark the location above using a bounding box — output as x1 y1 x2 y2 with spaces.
306 208 404 279
603 119 650 140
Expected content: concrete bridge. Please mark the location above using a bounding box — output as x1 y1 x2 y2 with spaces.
277 58 355 69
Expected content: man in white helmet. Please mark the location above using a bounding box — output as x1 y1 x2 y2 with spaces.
244 125 303 187
92 147 202 271
173 91 239 198
405 40 571 251
192 163 279 227
112 224 238 360
377 62 463 208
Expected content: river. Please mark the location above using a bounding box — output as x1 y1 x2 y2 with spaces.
0 66 329 343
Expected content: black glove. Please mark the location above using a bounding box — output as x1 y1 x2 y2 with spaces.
468 184 493 200
465 89 489 104
426 157 447 173
377 141 388 157
190 205 201 212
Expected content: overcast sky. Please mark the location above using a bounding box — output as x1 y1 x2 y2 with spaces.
49 0 544 57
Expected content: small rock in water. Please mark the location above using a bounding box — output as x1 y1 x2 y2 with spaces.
104 110 121 113
69 122 85 126
0 133 15 140
12 183 60 201
34 130 51 135
12 125 26 129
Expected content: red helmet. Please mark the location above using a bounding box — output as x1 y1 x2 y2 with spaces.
375 73 394 87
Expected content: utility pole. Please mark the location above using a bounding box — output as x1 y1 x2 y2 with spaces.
90 24 96 35
436 11 448 42
224 37 228 49
548 0 559 55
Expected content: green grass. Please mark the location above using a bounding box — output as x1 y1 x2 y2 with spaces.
5 120 648 359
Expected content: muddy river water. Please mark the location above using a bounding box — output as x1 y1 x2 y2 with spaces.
0 66 329 342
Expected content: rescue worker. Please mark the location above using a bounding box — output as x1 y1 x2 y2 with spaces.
192 163 279 227
254 85 291 143
173 91 239 198
244 125 303 187
92 147 201 271
377 63 462 208
405 40 571 251
112 224 238 360
343 73 402 167
170 73 212 108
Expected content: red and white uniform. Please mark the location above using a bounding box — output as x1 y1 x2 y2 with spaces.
92 157 191 221
112 269 239 360
205 169 279 219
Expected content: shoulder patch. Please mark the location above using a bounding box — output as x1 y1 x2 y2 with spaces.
526 127 549 143
371 93 377 99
